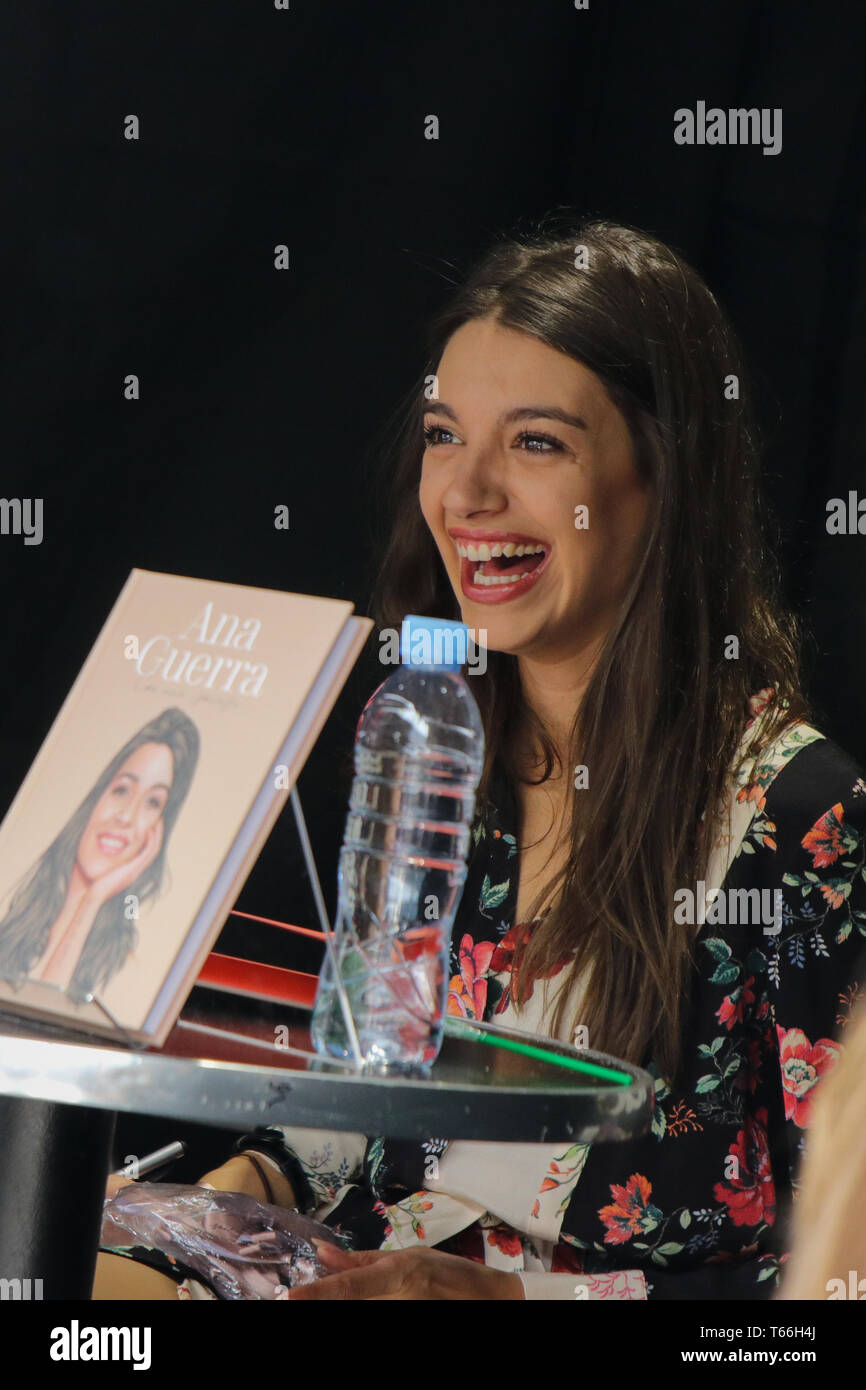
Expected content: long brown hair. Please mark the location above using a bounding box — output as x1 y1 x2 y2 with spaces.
0 707 199 1001
369 218 810 1082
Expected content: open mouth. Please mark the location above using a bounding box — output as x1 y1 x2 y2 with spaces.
97 834 129 855
454 540 548 587
451 536 552 603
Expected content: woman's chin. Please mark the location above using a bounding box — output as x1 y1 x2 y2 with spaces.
465 634 527 661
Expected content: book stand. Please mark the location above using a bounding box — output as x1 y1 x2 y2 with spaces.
4 973 150 1047
176 783 362 1064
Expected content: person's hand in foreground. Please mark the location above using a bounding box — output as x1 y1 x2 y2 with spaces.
287 1242 525 1300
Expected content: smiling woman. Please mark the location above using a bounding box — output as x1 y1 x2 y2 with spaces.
93 220 866 1301
0 707 199 1000
419 320 649 666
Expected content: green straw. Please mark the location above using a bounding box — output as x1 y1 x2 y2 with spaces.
444 1017 634 1085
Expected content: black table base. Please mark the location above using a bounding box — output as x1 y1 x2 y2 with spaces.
0 1097 115 1300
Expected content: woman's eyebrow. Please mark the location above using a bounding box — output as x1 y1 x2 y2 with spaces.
421 401 589 430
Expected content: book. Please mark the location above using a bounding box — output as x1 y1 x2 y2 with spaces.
0 569 372 1045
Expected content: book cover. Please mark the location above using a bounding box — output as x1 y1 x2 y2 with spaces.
0 569 372 1043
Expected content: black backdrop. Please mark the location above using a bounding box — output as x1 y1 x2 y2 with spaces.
2 1 865 1006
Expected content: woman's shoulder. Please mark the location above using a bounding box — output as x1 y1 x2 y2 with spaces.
750 723 866 827
719 719 866 991
731 689 864 818
716 714 866 928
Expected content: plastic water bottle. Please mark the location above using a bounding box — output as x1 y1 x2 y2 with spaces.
310 615 485 1075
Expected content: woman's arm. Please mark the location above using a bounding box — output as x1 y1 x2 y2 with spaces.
198 1152 297 1208
232 1125 368 1214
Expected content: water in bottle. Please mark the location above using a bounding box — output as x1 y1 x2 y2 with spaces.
310 615 485 1074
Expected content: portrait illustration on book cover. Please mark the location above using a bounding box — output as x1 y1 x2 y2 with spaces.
0 707 200 1003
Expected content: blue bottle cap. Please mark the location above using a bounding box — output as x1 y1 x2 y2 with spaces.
400 615 471 670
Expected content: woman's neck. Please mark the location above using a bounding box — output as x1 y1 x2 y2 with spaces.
515 646 599 776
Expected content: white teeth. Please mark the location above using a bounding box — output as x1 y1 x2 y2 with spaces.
472 568 535 586
456 540 546 560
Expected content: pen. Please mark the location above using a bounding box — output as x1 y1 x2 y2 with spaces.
443 1015 634 1084
114 1140 187 1179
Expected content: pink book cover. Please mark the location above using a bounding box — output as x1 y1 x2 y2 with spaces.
0 569 372 1044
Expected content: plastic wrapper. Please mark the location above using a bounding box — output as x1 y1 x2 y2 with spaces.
101 1181 350 1300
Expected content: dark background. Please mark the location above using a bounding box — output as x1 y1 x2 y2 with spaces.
2 1 865 1170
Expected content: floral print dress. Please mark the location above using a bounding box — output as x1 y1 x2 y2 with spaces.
107 691 866 1299
249 691 866 1300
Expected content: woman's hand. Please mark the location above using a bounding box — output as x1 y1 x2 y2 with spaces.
36 822 164 986
287 1243 525 1300
86 819 164 909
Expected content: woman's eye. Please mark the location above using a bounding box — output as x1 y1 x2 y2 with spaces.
111 784 129 799
422 425 563 453
147 796 164 812
423 424 455 447
515 432 563 453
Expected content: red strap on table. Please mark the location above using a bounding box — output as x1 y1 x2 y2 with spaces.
197 952 318 1007
228 909 325 941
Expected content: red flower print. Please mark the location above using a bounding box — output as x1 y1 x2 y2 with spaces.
447 934 495 1019
586 1271 647 1299
707 1241 759 1265
551 1242 584 1274
819 881 847 910
713 1109 776 1228
776 1026 841 1127
489 916 568 1009
716 976 756 1031
486 1225 523 1258
740 1036 763 1093
598 1173 662 1246
736 782 768 811
802 803 849 868
371 1199 393 1238
490 919 533 975
746 688 775 725
759 822 777 850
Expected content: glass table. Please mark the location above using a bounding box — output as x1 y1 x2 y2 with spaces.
0 984 654 1297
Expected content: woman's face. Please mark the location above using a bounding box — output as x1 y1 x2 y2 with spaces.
76 742 174 883
419 317 650 661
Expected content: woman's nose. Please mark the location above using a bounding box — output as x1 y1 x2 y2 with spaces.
442 444 505 509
